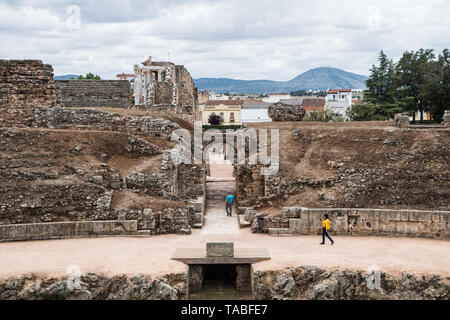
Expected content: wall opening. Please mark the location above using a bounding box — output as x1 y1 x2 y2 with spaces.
188 264 252 300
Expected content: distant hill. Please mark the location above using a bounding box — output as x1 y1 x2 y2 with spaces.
194 67 368 93
54 75 80 80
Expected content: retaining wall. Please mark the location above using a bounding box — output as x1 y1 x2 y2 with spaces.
252 207 450 239
54 80 131 108
0 220 137 242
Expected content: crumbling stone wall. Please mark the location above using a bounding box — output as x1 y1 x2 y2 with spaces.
0 273 186 300
252 207 450 239
33 106 179 140
176 164 205 200
176 65 198 112
55 80 131 108
268 102 306 121
121 207 193 235
252 266 449 300
0 60 55 126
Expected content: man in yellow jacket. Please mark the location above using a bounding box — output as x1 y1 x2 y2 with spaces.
320 214 334 245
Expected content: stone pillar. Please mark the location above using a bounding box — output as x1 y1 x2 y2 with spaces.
143 72 148 105
236 265 251 291
134 68 142 106
188 265 204 293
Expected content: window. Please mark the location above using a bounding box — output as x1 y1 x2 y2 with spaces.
230 112 235 123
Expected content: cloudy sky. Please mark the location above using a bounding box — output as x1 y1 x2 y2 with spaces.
1 0 449 80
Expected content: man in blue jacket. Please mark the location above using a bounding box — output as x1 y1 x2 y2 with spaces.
225 193 234 217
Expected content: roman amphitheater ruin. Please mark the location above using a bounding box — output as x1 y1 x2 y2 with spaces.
0 58 448 300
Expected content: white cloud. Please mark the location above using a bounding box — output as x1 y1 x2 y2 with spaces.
0 0 449 80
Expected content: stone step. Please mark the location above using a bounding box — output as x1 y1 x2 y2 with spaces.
194 212 203 224
136 230 151 236
268 228 294 237
238 215 251 228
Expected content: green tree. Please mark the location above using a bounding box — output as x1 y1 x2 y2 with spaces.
365 50 397 105
396 49 435 122
78 73 101 80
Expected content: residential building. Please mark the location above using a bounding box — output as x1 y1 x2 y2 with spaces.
325 89 352 118
241 102 272 122
263 93 291 103
302 98 326 117
202 100 243 126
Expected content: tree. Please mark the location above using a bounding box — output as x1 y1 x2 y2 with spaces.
396 49 435 122
365 50 397 105
208 113 223 125
78 73 101 80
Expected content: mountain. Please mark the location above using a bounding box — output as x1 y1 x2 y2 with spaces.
54 75 80 80
194 67 368 93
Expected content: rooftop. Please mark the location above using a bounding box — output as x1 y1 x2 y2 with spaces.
327 89 352 94
206 100 245 106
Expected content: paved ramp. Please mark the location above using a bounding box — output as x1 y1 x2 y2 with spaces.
202 152 239 235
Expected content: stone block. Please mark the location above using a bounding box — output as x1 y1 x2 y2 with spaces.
236 265 251 291
281 207 302 218
289 219 304 234
206 242 234 257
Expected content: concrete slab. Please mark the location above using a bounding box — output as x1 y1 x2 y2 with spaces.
172 247 271 265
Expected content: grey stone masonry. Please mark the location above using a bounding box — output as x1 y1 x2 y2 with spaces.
206 242 234 257
55 80 131 108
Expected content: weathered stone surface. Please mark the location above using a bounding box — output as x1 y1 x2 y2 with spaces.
268 102 306 121
33 106 178 140
0 273 186 300
0 60 56 127
188 265 204 293
394 113 410 128
206 242 234 257
0 220 138 241
254 207 450 239
55 80 131 108
443 110 450 127
252 266 450 300
236 265 251 291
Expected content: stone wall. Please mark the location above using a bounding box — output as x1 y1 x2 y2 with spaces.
119 207 194 235
33 106 179 140
0 60 55 126
55 80 131 108
0 220 137 242
252 207 450 239
175 65 198 110
0 272 186 300
252 266 449 300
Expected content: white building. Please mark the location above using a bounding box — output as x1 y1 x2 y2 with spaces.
325 89 353 118
209 93 230 101
263 93 291 103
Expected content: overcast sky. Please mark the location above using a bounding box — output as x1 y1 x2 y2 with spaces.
1 0 449 80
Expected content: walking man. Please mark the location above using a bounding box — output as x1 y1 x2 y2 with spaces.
320 214 334 245
225 193 234 216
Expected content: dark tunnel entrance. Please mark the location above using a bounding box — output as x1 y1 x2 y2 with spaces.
188 264 253 300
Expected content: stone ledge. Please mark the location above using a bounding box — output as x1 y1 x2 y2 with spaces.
0 220 138 242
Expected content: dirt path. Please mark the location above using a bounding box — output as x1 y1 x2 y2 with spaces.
0 231 448 279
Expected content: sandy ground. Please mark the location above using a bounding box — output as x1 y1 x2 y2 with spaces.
0 229 448 280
